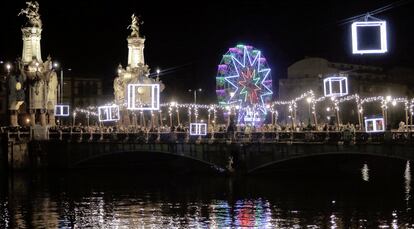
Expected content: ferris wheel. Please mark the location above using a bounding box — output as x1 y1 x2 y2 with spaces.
216 44 273 126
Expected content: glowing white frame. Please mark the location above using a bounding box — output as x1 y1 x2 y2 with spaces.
190 123 207 136
323 76 348 97
243 109 262 123
364 117 385 133
98 105 120 122
352 21 387 54
127 84 160 110
54 105 70 117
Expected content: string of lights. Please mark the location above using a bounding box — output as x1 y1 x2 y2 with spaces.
71 90 414 120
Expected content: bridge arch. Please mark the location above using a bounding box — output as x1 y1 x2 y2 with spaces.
247 151 410 174
71 149 226 174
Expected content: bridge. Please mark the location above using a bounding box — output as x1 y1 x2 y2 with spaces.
2 130 414 174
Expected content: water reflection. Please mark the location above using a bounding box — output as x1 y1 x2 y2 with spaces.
361 163 370 182
405 161 411 199
0 168 413 228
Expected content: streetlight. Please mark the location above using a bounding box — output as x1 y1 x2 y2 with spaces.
306 97 312 126
6 63 11 73
386 95 392 102
72 111 76 127
384 95 392 128
188 88 202 104
53 62 71 104
153 68 161 81
53 62 64 104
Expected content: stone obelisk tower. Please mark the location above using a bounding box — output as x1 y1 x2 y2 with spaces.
114 14 164 127
15 1 58 127
21 26 43 64
127 14 145 68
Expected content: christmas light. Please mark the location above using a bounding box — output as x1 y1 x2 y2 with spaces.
98 105 120 122
323 76 348 97
127 84 160 110
216 44 273 126
352 21 387 54
54 105 70 117
190 123 207 136
365 117 385 132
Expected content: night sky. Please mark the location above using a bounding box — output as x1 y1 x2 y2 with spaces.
1 0 413 103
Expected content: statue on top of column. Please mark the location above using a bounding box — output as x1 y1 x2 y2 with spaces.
127 14 142 37
18 1 42 28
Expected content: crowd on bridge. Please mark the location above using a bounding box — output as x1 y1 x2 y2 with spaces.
1 118 411 135
2 118 413 144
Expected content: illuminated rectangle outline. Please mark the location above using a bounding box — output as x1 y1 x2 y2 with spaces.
127 84 160 110
351 21 387 54
190 123 207 136
364 117 385 132
323 76 348 97
54 105 70 117
98 105 120 122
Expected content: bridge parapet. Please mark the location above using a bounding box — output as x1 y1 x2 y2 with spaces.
2 131 414 144
3 130 414 172
6 130 414 145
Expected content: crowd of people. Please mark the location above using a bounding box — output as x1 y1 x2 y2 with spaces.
2 119 411 135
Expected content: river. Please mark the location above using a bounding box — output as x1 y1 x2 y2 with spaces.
0 161 413 228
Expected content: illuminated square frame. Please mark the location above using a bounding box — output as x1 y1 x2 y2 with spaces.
98 105 120 122
364 117 385 133
127 84 160 110
54 105 70 117
323 76 348 97
352 21 387 54
190 123 207 136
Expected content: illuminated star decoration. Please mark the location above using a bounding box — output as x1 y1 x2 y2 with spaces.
239 68 261 104
224 46 273 114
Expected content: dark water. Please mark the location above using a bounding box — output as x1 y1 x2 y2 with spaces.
0 162 413 228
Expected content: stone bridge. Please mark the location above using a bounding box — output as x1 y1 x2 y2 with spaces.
2 131 414 174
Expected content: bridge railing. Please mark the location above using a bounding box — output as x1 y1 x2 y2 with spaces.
5 129 414 144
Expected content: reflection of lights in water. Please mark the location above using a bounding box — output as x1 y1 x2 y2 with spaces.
209 200 231 228
392 211 398 229
361 163 369 182
1 201 9 228
405 161 411 203
234 199 272 228
330 214 338 229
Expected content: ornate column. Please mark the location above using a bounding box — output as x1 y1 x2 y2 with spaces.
39 109 46 126
21 27 43 63
48 110 56 127
30 111 36 126
10 110 18 127
122 110 131 126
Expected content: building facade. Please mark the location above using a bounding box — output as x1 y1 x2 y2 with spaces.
279 57 414 127
61 73 108 108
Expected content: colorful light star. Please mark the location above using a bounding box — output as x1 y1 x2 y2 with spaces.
217 45 273 126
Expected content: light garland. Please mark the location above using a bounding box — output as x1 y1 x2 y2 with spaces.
70 90 414 127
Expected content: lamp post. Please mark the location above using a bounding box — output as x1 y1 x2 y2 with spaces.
87 111 90 127
6 63 11 74
72 112 76 127
383 95 392 128
53 62 70 104
306 97 312 125
176 106 180 126
156 68 160 81
188 88 202 104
